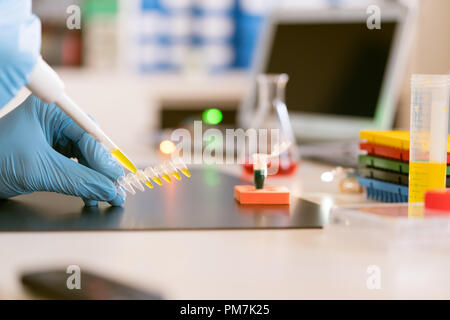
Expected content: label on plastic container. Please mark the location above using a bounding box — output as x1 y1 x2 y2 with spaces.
408 162 446 203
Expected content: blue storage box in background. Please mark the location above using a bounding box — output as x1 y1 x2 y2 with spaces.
137 0 267 73
233 0 266 69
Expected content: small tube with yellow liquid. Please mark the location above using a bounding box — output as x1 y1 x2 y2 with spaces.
165 162 181 180
409 74 450 215
144 166 163 186
155 165 172 183
173 158 191 178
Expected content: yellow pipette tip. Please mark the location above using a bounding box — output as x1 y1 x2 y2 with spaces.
110 149 137 173
181 168 191 178
145 181 154 189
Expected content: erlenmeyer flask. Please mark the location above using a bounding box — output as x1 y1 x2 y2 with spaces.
245 73 299 174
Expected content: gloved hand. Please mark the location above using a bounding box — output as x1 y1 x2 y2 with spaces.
0 0 41 108
0 94 125 206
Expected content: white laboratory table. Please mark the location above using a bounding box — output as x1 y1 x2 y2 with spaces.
1 160 450 300
2 71 450 299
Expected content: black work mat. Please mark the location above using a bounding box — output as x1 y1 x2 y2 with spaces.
0 168 325 231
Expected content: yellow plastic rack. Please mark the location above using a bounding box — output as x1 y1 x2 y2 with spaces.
359 130 450 152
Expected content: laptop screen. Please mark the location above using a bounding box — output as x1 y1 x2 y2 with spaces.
265 21 397 119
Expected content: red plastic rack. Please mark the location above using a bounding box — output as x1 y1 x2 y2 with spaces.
359 142 450 164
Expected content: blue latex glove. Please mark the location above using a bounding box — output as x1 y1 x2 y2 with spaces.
0 0 41 108
0 95 125 206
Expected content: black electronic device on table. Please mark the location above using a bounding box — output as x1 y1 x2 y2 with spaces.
21 269 162 300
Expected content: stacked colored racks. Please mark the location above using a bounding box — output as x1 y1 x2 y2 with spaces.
357 130 450 202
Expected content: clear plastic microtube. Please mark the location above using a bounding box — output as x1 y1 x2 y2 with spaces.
165 161 181 180
173 158 191 178
116 159 191 195
409 74 450 207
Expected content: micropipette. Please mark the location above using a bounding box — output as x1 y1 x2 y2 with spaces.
26 57 138 174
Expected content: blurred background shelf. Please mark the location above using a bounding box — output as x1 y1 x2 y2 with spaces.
33 0 267 72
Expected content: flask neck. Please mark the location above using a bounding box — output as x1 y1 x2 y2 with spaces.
257 74 288 108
